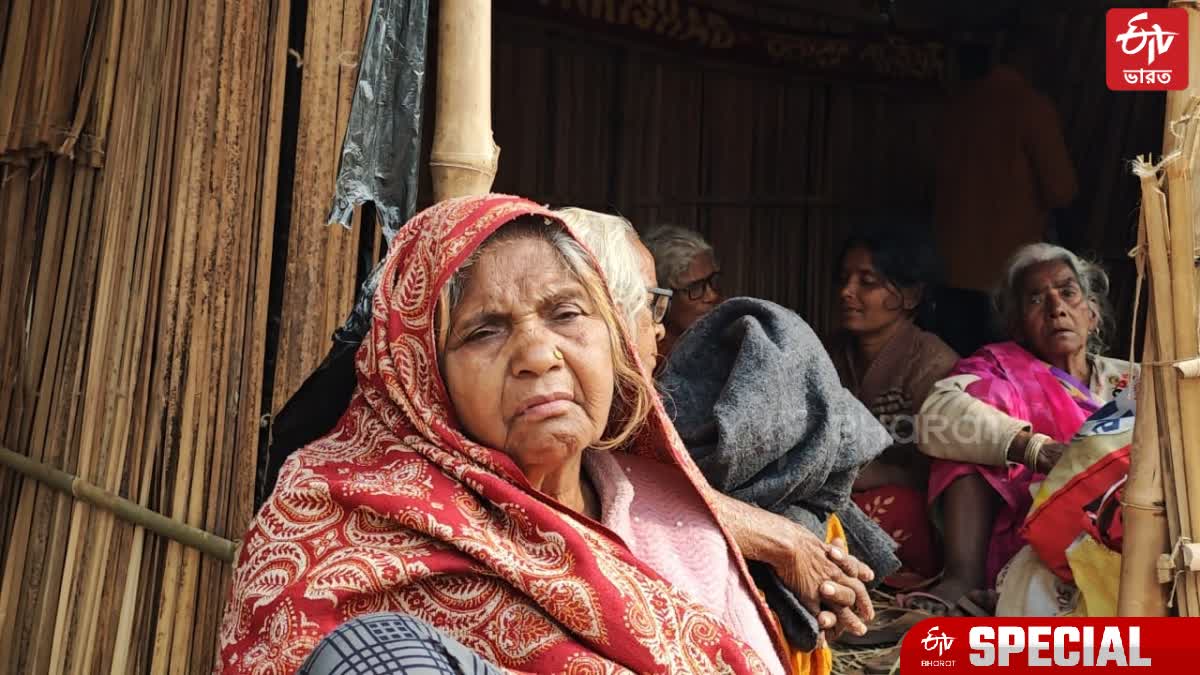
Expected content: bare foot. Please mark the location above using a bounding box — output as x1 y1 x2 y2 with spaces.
924 577 974 605
899 580 995 617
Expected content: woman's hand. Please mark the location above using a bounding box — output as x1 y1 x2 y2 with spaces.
771 530 875 638
870 388 914 440
1007 431 1068 474
703 487 876 637
1035 442 1068 474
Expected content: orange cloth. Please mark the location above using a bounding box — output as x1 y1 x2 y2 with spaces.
934 66 1078 292
777 514 845 675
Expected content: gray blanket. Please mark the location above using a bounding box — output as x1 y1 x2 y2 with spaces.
659 298 900 649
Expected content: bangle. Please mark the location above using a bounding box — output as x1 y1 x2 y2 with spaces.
1024 433 1051 470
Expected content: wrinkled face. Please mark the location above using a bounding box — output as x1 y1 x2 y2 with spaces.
665 250 721 336
838 247 917 335
631 236 664 373
440 236 615 474
1013 260 1097 362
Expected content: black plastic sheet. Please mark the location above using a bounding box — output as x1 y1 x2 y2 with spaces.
327 0 429 241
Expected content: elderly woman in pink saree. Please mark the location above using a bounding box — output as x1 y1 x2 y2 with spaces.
913 244 1135 613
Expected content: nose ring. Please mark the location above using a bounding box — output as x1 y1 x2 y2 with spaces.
553 348 564 360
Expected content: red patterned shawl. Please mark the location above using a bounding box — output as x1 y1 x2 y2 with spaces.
216 195 784 674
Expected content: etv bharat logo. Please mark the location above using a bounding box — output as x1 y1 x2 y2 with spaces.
1107 8 1188 90
922 625 955 656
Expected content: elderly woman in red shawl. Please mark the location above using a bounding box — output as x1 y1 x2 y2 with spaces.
218 195 873 674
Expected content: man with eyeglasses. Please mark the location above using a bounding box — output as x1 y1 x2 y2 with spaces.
642 225 723 358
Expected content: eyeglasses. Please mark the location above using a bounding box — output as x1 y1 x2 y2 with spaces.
646 286 673 323
675 272 720 301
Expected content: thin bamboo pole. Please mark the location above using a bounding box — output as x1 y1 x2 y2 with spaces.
0 446 237 561
1119 322 1170 614
431 0 500 201
1118 200 1170 615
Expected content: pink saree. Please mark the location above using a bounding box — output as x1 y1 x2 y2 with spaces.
926 341 1101 586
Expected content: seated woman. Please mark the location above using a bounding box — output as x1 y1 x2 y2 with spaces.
914 243 1136 612
642 224 723 358
219 195 871 674
827 232 959 586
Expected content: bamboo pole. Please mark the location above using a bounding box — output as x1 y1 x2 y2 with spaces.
1118 202 1170 615
431 0 500 201
1164 103 1200 615
1156 3 1200 605
1119 323 1170 614
0 446 237 561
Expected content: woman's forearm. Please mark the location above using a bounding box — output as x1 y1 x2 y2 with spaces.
703 486 797 569
917 375 1030 466
701 484 876 634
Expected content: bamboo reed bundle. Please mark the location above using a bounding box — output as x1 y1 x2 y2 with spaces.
1136 154 1199 616
1130 99 1200 618
431 0 500 201
1118 6 1200 616
0 0 101 160
270 0 372 410
1116 5 1200 612
0 0 294 672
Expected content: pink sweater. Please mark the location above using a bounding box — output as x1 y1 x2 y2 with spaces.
584 451 786 675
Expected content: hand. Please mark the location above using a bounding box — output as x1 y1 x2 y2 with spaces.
701 489 876 638
829 537 875 584
870 388 914 440
818 537 877 639
770 527 874 638
1035 441 1068 474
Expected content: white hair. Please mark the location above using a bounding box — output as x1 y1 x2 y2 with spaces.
555 208 646 338
641 224 714 289
994 242 1112 354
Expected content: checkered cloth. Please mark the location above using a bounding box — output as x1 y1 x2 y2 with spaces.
298 613 502 675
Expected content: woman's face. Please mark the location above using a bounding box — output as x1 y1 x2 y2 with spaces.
441 235 615 474
1013 260 1097 362
838 246 916 336
665 250 721 335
